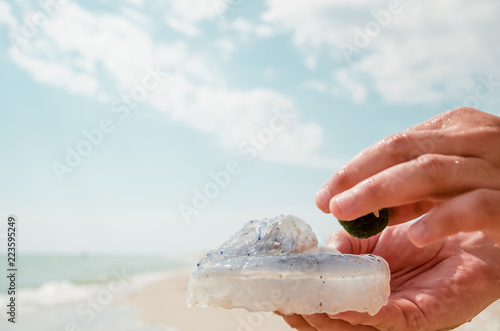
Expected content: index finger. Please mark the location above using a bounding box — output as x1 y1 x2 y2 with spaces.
329 154 499 221
316 129 471 213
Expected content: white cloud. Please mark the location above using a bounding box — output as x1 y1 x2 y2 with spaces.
0 0 17 28
124 0 145 7
336 68 367 103
222 17 275 38
37 3 154 90
262 0 500 105
168 0 217 22
304 55 316 70
8 2 332 168
160 0 219 38
10 48 99 96
303 80 327 93
165 17 201 36
255 24 274 37
155 42 189 67
262 0 356 48
147 83 337 167
121 7 151 27
227 17 253 34
214 38 235 59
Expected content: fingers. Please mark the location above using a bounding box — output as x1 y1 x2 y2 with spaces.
327 297 426 331
316 130 450 213
303 314 377 330
407 107 498 133
387 201 435 226
281 314 318 330
405 107 466 131
316 108 500 215
327 230 380 255
281 313 380 330
326 311 386 330
315 128 482 213
408 188 500 247
329 155 499 221
326 230 356 253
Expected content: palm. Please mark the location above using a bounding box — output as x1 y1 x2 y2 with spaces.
283 223 500 330
344 223 500 330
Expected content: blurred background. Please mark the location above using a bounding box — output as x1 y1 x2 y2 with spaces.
0 0 499 330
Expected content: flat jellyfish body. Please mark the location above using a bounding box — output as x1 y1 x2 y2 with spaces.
186 215 390 315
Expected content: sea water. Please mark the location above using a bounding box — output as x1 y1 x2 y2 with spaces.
0 254 187 331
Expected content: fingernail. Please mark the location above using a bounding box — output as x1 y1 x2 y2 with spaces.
316 186 331 210
332 191 355 214
409 220 428 246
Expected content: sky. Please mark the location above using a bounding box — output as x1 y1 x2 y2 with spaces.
0 0 499 256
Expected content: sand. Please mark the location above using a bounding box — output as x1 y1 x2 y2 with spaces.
117 271 500 331
456 300 500 331
117 270 290 331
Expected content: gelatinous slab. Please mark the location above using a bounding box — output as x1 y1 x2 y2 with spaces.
186 215 390 315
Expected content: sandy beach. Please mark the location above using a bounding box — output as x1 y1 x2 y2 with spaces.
117 270 290 331
117 271 500 331
456 299 500 331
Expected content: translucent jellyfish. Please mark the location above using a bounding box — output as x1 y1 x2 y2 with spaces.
187 215 390 315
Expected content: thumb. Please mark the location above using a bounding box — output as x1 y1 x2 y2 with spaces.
327 229 381 254
326 230 355 253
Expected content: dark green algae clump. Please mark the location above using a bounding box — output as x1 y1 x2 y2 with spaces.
338 208 390 239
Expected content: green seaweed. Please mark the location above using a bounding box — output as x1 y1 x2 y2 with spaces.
338 208 390 239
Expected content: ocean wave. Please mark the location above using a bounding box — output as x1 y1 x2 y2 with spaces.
0 270 185 314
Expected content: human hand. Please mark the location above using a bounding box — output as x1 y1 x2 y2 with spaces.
281 223 500 330
315 107 500 246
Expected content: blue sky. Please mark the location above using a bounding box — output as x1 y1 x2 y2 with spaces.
1 0 499 256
